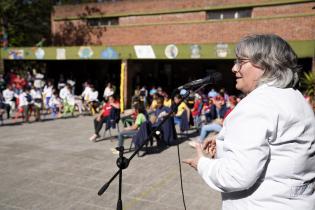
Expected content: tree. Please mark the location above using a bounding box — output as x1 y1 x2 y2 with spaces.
0 0 53 47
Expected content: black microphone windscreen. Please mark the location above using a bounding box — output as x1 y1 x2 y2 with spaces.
210 72 222 83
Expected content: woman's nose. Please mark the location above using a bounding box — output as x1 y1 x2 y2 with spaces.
232 64 238 73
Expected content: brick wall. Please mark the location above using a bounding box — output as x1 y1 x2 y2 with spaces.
253 2 315 17
53 15 315 45
52 1 315 46
119 12 205 25
53 0 263 18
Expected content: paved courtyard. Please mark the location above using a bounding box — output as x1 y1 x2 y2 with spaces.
0 116 221 210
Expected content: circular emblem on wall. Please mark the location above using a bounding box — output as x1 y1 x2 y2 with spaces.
78 46 93 59
165 44 178 59
216 43 229 58
190 44 201 58
101 47 119 59
35 48 45 59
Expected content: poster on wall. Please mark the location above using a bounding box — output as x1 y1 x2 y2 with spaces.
35 48 45 59
8 49 24 60
56 48 66 60
216 43 229 58
134 45 156 59
190 44 201 58
101 47 119 59
165 44 178 59
78 46 93 59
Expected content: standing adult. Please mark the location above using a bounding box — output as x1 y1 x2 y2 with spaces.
184 34 315 210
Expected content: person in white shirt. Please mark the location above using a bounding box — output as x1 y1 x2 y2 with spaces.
103 82 115 100
87 85 99 115
184 34 315 210
30 86 42 121
49 91 62 118
63 84 76 117
59 85 70 113
81 82 92 112
16 87 32 122
33 69 44 89
43 80 53 109
2 85 16 118
59 85 69 101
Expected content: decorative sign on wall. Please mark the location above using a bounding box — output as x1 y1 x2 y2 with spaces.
8 49 24 60
101 47 119 59
134 45 156 59
190 44 201 58
165 44 178 59
216 43 229 58
56 48 66 60
78 46 93 59
35 48 45 59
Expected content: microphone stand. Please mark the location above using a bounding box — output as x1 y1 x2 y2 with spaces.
98 84 206 210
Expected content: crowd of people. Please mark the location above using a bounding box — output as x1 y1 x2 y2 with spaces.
0 66 248 159
85 79 245 156
0 69 120 125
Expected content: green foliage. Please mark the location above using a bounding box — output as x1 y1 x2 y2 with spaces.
0 0 53 47
301 71 315 97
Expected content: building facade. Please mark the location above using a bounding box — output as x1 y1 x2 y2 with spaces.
1 0 315 107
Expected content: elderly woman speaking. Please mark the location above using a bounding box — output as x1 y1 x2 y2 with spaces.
184 34 315 210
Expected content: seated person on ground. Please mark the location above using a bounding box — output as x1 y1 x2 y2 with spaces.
49 90 62 119
189 95 237 148
163 94 172 108
173 94 190 129
63 84 76 117
87 85 100 115
190 94 203 128
111 103 146 154
149 93 159 112
89 95 120 142
150 95 173 147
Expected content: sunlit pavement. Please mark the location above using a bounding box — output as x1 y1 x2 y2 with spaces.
0 116 221 210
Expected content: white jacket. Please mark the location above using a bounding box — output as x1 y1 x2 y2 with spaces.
198 84 315 210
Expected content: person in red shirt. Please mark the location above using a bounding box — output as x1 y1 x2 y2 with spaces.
12 74 26 94
89 95 120 142
191 94 203 128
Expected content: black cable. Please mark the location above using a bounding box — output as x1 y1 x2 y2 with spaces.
175 84 207 210
177 143 187 210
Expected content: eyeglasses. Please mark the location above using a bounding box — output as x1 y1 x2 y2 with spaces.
234 58 250 71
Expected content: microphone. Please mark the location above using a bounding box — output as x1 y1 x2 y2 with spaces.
177 72 222 90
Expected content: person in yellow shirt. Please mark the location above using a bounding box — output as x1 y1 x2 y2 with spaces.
163 94 172 107
149 93 159 111
173 94 190 127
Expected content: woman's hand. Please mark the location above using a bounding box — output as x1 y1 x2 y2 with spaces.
183 143 204 170
203 136 216 159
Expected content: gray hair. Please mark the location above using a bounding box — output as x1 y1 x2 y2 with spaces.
235 34 301 88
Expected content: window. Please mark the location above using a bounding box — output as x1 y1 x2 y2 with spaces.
207 8 252 20
87 17 119 26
